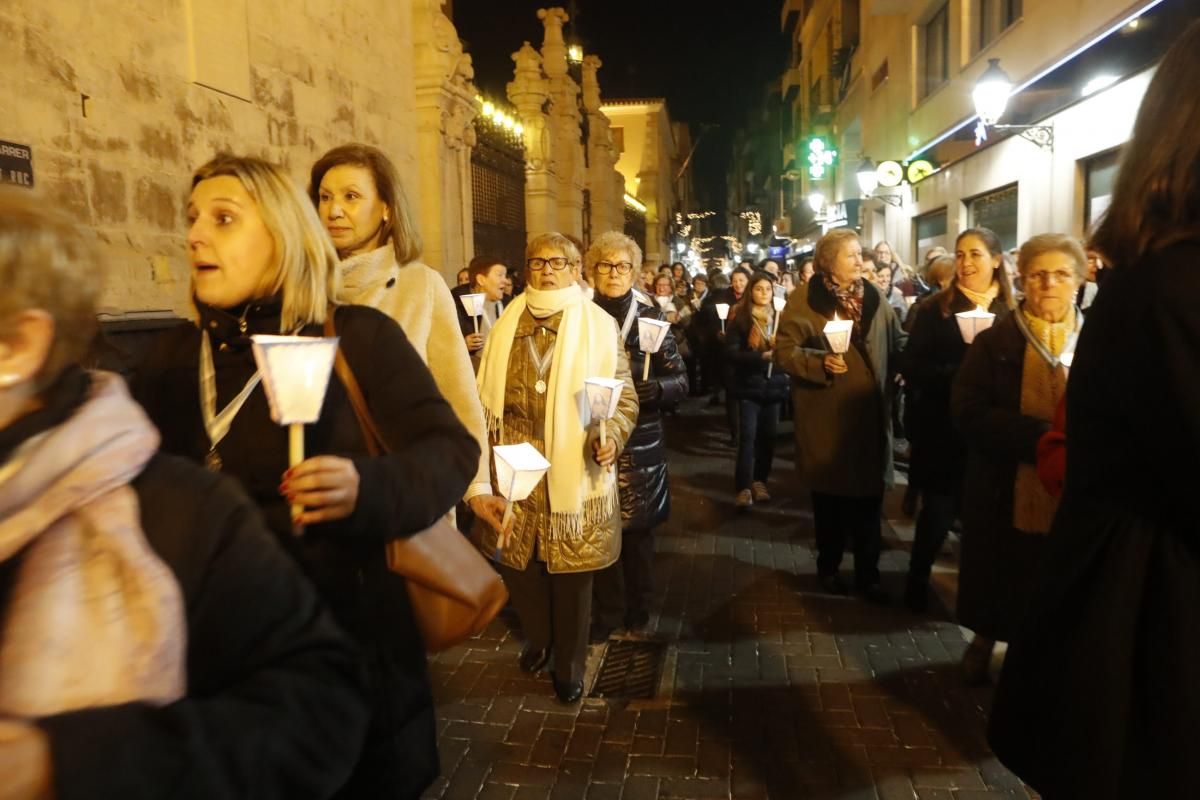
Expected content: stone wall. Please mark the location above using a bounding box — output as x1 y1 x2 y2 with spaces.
0 0 455 317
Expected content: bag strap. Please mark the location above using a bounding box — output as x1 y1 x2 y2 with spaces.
325 309 390 457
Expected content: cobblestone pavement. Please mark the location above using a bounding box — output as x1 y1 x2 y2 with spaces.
422 399 1032 800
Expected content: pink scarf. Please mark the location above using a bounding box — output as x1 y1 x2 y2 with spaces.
0 372 185 718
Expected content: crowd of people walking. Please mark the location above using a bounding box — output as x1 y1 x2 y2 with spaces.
0 19 1197 799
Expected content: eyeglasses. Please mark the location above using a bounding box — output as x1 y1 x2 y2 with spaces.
593 260 634 275
527 256 572 272
1026 269 1076 286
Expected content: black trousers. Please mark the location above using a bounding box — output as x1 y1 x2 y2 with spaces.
907 490 958 587
496 559 592 685
593 526 655 629
811 492 883 588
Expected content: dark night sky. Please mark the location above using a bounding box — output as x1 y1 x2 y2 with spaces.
452 0 788 221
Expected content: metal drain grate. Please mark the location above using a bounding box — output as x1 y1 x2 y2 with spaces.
589 639 666 700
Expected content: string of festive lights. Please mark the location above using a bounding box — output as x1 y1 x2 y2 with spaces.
474 94 524 139
738 211 763 236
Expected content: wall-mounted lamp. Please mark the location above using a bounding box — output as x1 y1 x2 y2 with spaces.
972 59 1054 150
854 158 904 207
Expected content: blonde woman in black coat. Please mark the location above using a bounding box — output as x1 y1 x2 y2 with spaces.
133 155 479 800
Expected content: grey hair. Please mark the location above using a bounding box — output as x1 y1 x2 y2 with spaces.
583 230 643 273
1017 233 1087 281
525 232 581 266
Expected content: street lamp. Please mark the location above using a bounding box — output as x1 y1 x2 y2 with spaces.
972 58 1054 150
855 158 879 196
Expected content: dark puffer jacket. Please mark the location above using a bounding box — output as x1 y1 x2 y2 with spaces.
724 306 790 404
595 291 689 532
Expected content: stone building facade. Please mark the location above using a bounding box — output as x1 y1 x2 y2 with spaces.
1 0 476 317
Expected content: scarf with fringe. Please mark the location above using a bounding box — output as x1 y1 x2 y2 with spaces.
0 372 185 717
958 280 1000 310
476 284 619 539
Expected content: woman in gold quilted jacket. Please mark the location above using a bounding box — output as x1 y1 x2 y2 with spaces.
472 232 638 704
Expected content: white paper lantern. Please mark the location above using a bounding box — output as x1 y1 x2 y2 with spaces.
955 305 996 344
654 294 673 311
459 292 486 318
493 442 551 504
1059 351 1074 369
637 317 671 354
772 296 787 313
250 335 340 425
584 377 624 422
823 319 853 355
714 303 730 321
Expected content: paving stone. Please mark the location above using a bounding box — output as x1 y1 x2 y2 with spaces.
422 400 1031 800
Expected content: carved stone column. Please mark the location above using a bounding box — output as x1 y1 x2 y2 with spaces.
412 0 477 281
581 55 618 239
637 108 663 266
507 41 556 241
538 7 584 239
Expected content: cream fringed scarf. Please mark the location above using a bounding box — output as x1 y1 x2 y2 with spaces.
1013 306 1077 534
0 372 185 717
477 283 619 539
958 280 1000 310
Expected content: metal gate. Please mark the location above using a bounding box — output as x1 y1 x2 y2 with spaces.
471 123 526 271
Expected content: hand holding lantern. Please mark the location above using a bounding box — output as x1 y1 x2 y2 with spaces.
459 292 486 335
251 335 339 531
767 295 787 378
822 315 853 377
584 377 624 472
492 443 551 555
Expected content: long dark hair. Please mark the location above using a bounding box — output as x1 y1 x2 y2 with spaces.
1091 20 1200 267
730 271 776 333
309 143 422 264
937 226 1014 316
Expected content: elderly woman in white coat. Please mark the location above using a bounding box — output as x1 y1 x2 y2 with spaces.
310 144 505 530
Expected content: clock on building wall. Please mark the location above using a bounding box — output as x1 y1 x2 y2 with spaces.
906 159 935 183
876 160 904 188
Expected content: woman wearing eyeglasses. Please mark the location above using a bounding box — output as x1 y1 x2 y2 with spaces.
951 233 1083 685
586 232 688 641
472 233 638 704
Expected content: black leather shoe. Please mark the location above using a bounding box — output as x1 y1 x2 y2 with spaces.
819 573 850 595
588 623 615 645
553 676 584 704
625 608 650 631
858 583 891 606
518 645 550 674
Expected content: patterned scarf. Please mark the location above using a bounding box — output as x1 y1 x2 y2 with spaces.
821 272 865 323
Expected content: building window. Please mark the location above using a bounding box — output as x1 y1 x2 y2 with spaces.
914 208 948 262
976 0 1022 53
920 2 950 100
1084 149 1120 232
968 184 1019 251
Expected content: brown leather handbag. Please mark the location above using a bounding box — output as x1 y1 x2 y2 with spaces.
325 314 508 653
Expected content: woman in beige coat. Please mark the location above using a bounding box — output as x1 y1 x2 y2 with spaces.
310 144 504 531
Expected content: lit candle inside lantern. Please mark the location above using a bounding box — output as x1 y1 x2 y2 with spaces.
823 314 854 355
251 334 340 532
459 292 486 334
715 302 730 333
955 305 996 344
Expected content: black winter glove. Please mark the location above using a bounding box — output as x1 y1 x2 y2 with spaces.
635 378 661 406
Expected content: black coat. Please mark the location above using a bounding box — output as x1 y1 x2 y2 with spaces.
989 241 1200 798
950 313 1049 641
902 288 1010 494
133 300 479 798
597 292 689 532
5 370 367 800
724 307 790 403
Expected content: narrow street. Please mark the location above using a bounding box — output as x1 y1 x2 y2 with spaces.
422 398 1030 800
